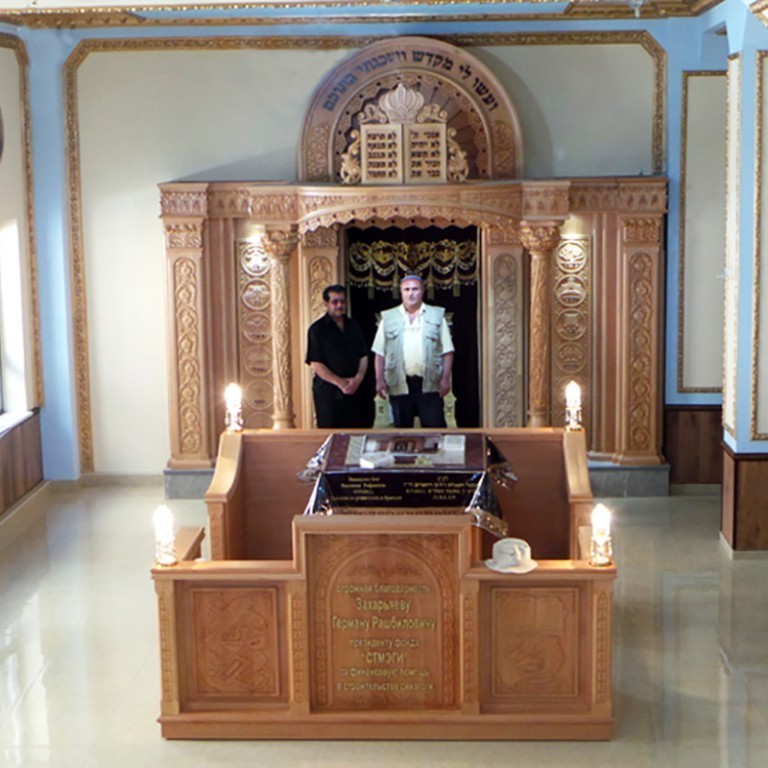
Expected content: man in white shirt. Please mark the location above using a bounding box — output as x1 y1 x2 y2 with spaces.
372 274 454 428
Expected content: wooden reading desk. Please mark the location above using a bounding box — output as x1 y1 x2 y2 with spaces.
152 427 615 740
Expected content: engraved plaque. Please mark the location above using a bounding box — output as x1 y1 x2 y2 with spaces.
308 531 459 711
405 123 447 184
321 433 487 511
361 124 403 184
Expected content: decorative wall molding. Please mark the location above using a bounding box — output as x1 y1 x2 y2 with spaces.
723 55 741 438
753 53 767 440
677 70 726 395
0 34 43 412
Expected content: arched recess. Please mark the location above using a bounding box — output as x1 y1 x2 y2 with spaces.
299 36 524 183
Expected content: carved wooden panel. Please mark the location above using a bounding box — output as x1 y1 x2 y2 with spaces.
171 252 207 460
551 237 592 431
155 490 617 738
627 251 655 453
300 37 523 183
307 531 459 711
237 238 273 428
490 251 524 426
489 587 579 698
159 178 667 470
185 586 284 701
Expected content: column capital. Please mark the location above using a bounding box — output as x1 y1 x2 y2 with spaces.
519 222 561 256
263 227 300 262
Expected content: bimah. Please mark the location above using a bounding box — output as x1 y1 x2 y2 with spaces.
152 427 615 740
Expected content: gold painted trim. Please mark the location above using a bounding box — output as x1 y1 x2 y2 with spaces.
0 34 44 409
753 52 767 440
65 31 665 471
64 49 95 472
0 0 708 29
677 70 725 395
723 53 740 440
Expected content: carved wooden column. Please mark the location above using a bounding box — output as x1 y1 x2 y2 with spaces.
616 212 664 465
264 227 299 429
160 184 213 469
299 227 341 428
520 223 561 428
482 225 526 427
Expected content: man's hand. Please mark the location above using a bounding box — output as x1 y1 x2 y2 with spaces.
375 379 389 399
438 377 452 398
341 374 363 395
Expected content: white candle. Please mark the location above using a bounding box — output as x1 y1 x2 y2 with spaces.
591 503 611 542
224 383 243 432
565 380 581 408
153 504 176 565
225 383 242 411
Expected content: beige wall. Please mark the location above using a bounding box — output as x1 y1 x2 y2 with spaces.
680 72 727 393
469 43 656 177
0 41 35 415
76 40 659 474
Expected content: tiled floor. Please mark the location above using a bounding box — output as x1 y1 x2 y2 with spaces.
1 483 766 767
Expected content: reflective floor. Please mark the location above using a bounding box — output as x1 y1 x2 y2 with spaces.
1 483 767 767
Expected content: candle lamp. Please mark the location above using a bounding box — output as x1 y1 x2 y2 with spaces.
224 382 244 432
564 380 582 431
589 503 613 567
153 504 177 566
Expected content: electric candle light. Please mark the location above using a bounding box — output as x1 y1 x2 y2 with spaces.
589 503 613 567
153 504 177 566
564 380 582 430
224 382 243 432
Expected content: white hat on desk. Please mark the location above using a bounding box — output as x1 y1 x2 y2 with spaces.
485 537 537 574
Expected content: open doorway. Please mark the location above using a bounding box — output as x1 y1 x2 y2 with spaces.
345 224 481 428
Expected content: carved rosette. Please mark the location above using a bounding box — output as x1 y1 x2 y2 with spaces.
264 228 299 429
627 252 654 452
238 238 273 428
492 253 521 426
520 223 561 427
551 239 592 430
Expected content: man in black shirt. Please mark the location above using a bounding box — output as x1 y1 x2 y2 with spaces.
305 284 370 428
